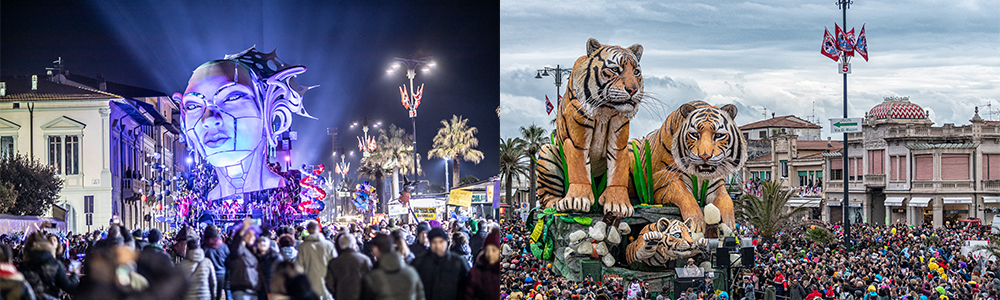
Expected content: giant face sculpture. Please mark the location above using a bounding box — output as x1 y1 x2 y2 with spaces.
174 48 314 200
180 61 263 167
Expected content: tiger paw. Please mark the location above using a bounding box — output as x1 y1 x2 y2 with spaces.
684 213 707 234
642 231 664 246
599 186 633 218
555 183 595 212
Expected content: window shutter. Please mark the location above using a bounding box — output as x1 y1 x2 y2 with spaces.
915 155 933 180
941 154 969 180
831 158 843 170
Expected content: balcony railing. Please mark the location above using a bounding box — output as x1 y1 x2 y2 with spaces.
985 180 1000 192
864 174 886 187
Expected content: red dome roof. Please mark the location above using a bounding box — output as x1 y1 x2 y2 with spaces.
869 98 926 119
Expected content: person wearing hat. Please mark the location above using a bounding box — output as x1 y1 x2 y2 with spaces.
132 229 148 250
325 233 371 300
201 224 230 300
410 222 431 259
465 227 501 300
412 227 470 300
359 233 424 300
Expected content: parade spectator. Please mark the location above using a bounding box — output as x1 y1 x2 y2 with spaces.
270 260 320 300
451 232 473 270
361 233 425 300
255 235 282 297
325 233 371 300
413 227 469 300
410 222 431 259
0 243 35 300
296 221 337 300
178 238 217 300
465 227 501 300
278 234 298 261
19 232 78 299
469 220 485 257
202 224 230 300
230 219 261 300
132 230 148 250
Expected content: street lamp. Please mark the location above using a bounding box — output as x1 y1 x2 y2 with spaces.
389 56 434 192
352 118 381 158
536 65 571 104
444 157 450 193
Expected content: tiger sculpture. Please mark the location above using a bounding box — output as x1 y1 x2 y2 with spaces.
537 38 644 218
627 100 746 233
625 218 705 266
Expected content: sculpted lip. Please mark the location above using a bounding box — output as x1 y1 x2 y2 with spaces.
203 134 230 148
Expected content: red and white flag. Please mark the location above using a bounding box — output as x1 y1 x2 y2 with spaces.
821 27 841 62
854 24 868 61
545 95 554 115
836 24 855 57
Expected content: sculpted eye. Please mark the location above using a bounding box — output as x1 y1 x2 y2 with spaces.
610 67 621 74
673 233 682 239
224 93 246 102
184 103 202 111
634 69 641 76
715 133 726 140
688 133 699 140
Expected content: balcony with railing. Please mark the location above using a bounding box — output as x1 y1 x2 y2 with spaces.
985 180 1000 192
864 174 886 187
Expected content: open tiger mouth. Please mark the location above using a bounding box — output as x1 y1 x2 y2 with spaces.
696 165 717 173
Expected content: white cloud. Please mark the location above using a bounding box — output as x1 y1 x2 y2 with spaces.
502 0 1000 140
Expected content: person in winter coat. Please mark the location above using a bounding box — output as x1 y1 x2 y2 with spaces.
464 228 501 300
325 233 371 300
410 222 431 259
269 261 320 300
360 233 425 300
450 232 473 270
178 239 217 300
412 228 469 300
202 224 230 300
790 279 808 300
468 220 485 258
19 232 78 299
255 235 282 297
764 284 777 300
0 243 36 300
230 218 261 300
296 221 337 300
278 234 298 262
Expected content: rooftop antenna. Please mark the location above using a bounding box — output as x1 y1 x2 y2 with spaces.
806 100 817 124
758 106 769 120
985 100 999 121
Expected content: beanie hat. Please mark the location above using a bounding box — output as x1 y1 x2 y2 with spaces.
428 227 448 242
417 222 431 234
485 228 502 249
868 286 876 292
132 229 144 238
203 224 220 239
428 220 442 229
936 286 946 295
148 228 162 244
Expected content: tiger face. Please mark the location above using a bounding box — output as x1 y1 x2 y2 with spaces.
673 103 747 180
572 38 644 118
658 218 697 253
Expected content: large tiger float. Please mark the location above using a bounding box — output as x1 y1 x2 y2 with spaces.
529 38 747 277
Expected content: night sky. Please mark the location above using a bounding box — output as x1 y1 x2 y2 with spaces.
1 0 500 189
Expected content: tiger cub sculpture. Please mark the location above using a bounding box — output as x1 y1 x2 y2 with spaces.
536 38 644 218
625 218 706 266
629 100 747 233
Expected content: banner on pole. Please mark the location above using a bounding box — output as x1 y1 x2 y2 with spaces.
447 189 473 207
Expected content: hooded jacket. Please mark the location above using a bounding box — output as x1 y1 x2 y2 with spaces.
19 246 78 299
178 247 216 300
228 236 259 292
202 236 229 290
412 250 469 300
325 248 372 300
296 233 337 300
361 252 425 300
0 263 36 300
464 252 500 300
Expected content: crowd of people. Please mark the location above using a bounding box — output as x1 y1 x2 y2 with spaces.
0 216 501 300
499 215 1000 300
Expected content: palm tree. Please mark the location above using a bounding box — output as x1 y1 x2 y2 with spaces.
519 124 548 211
499 137 528 218
428 115 484 188
377 124 422 214
735 181 810 242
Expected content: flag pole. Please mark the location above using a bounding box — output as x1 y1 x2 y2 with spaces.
839 0 852 250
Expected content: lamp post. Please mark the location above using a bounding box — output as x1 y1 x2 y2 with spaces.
389 56 434 194
351 118 381 158
334 149 353 219
535 65 571 104
444 157 450 193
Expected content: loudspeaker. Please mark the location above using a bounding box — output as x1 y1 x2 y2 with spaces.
716 249 730 268
674 278 702 295
741 246 755 268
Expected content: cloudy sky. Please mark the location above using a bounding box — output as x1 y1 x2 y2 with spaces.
500 0 1000 139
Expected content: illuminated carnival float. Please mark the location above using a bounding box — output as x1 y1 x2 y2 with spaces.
529 39 748 290
169 47 343 226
